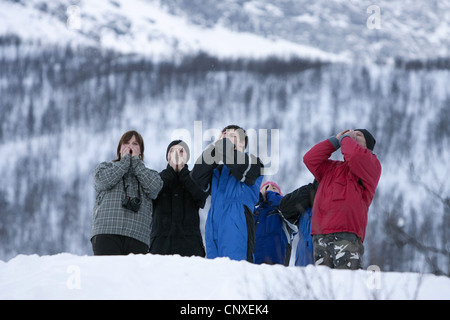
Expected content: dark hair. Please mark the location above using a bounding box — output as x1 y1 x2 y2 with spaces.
221 124 248 148
113 130 145 162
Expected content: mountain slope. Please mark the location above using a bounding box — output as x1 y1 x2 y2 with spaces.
159 0 450 61
4 0 448 62
0 0 346 62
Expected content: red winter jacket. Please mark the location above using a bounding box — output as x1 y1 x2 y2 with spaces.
303 137 381 242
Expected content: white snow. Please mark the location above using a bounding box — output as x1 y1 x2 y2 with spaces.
0 0 349 63
0 0 449 302
0 253 449 300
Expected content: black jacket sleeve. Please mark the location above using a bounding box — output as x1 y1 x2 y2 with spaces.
179 165 209 209
190 144 218 194
225 152 263 186
217 138 264 186
279 182 316 224
190 140 264 190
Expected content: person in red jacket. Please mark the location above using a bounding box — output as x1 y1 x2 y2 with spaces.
303 129 381 269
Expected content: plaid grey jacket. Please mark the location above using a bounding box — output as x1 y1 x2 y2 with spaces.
91 154 163 246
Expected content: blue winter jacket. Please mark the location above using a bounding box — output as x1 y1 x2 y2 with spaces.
254 191 291 265
191 140 264 262
295 207 314 266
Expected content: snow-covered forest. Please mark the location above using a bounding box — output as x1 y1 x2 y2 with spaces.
1 39 449 274
0 0 449 290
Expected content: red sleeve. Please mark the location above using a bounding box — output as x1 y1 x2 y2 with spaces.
340 137 382 191
303 139 339 182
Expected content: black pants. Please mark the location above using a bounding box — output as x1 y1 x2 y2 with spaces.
91 234 149 255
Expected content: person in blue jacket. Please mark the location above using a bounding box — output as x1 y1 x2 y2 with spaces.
254 181 297 266
279 180 318 266
190 125 264 262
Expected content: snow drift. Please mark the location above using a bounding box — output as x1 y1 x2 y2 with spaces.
1 253 449 300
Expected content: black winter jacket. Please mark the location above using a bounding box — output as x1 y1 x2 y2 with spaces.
149 165 208 257
279 180 318 224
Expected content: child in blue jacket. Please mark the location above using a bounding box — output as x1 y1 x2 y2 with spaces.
254 181 296 265
190 125 264 262
254 180 318 266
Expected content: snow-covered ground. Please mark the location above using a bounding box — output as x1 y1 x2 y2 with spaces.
1 253 449 300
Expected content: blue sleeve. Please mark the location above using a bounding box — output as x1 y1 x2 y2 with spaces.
266 191 282 207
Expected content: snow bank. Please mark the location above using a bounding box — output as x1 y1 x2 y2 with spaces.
1 253 449 300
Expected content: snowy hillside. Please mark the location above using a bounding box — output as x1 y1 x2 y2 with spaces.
4 0 449 62
1 253 449 300
0 0 346 62
162 0 450 62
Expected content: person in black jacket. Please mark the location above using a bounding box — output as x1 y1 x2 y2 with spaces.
279 180 318 266
149 140 208 257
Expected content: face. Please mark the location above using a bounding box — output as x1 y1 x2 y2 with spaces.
265 184 279 193
121 135 141 156
260 182 280 201
354 130 367 149
221 129 246 152
115 131 145 161
168 145 187 164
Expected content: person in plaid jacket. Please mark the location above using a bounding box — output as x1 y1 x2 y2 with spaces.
91 130 163 255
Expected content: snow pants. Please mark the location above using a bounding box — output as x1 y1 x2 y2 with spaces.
312 232 364 269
